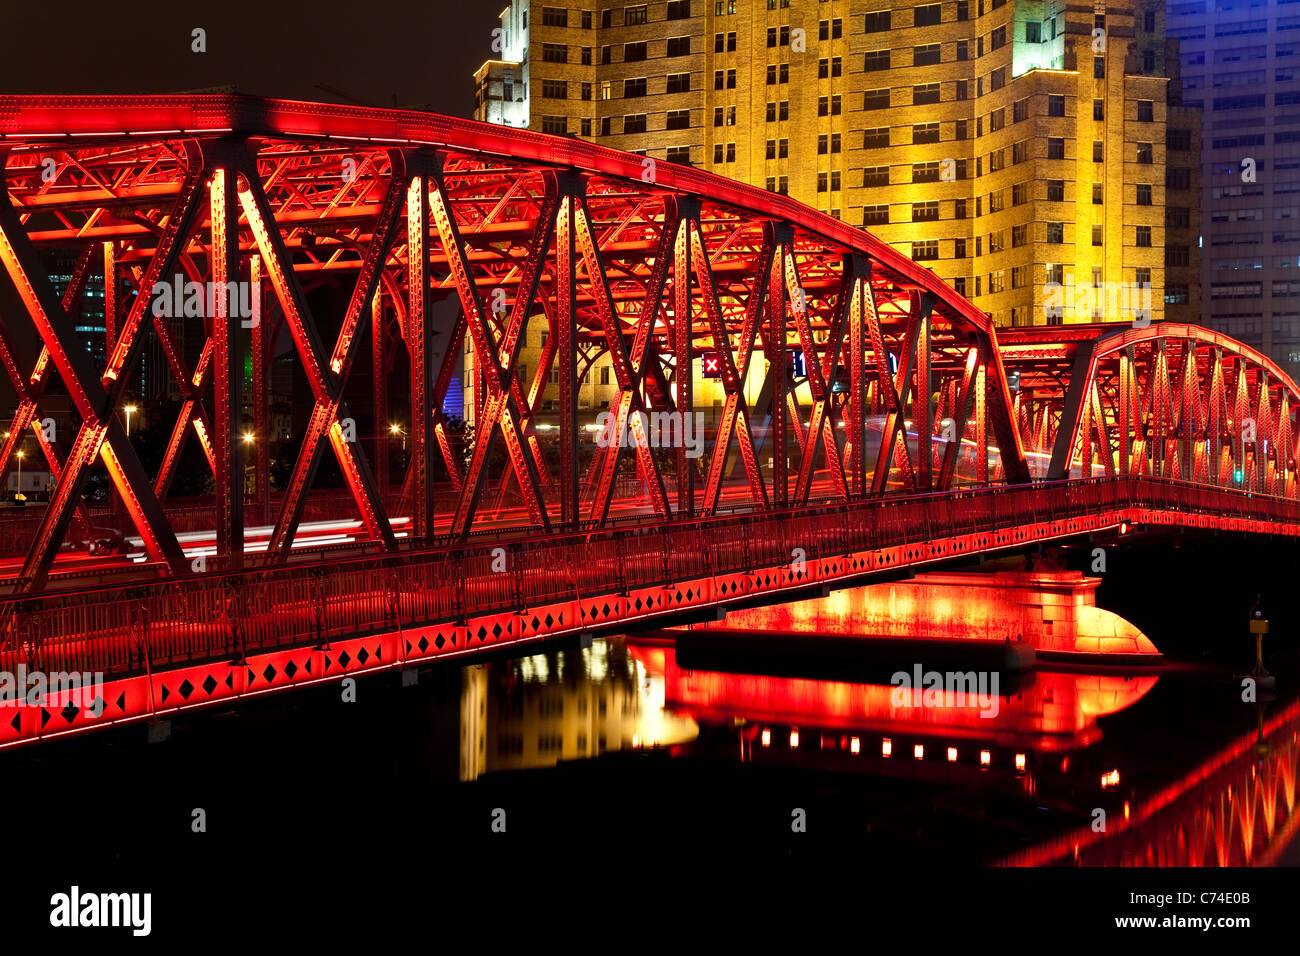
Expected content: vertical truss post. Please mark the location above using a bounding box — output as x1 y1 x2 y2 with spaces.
913 291 932 491
371 286 389 509
1118 348 1133 476
557 192 579 529
211 166 244 569
407 166 436 541
104 240 124 532
767 223 792 506
975 360 988 485
103 241 117 362
848 257 869 497
674 199 700 517
251 254 269 525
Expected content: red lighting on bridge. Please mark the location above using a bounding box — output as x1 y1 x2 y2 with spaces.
1 96 1300 749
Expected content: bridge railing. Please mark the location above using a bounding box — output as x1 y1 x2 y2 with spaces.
2 476 1297 683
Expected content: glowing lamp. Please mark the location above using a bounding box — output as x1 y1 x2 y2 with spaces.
979 750 991 766
789 729 799 749
1014 753 1027 771
913 743 924 760
760 728 771 748
849 736 860 755
881 738 893 757
946 747 958 763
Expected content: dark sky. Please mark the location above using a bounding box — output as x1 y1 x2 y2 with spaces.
0 0 503 116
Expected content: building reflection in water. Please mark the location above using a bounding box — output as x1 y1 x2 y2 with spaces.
455 640 698 781
446 637 1299 866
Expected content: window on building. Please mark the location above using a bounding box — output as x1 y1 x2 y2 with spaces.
1138 100 1154 122
625 5 648 26
1047 222 1064 243
865 10 891 32
864 88 890 110
914 84 940 105
864 128 890 149
1136 225 1152 247
1137 142 1153 164
863 204 889 226
666 110 690 130
912 240 939 261
914 44 941 66
667 145 692 165
542 43 567 63
914 4 941 26
1048 138 1065 159
865 50 890 72
625 77 647 97
1047 180 1064 201
1137 184 1152 206
913 201 940 221
667 73 690 94
863 166 889 187
667 36 691 57
625 41 647 62
623 114 647 134
667 0 691 19
1092 225 1104 246
1049 94 1066 117
913 161 942 182
542 7 568 28
1094 56 1106 78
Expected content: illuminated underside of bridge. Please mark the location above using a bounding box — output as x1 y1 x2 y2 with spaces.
1 95 1300 746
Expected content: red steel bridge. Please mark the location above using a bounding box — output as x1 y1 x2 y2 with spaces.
1 95 1299 747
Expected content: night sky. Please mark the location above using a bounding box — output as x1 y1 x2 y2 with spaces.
0 0 503 116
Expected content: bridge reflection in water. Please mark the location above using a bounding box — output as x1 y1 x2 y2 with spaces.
450 635 1298 867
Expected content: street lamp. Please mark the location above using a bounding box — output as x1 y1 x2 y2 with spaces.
15 449 23 499
242 432 254 445
124 404 138 436
390 423 406 452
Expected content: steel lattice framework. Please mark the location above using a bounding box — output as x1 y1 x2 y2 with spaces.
7 98 1300 750
0 94 1031 593
1000 323 1300 494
